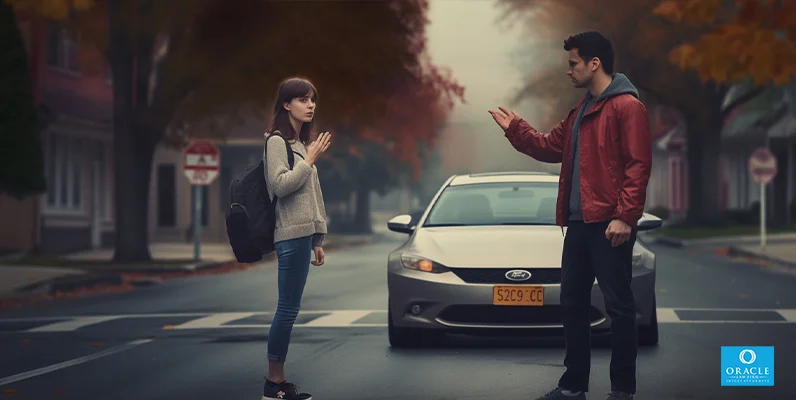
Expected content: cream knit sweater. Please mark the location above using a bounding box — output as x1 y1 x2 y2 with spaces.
263 134 327 247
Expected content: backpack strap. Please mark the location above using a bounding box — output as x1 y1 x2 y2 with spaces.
265 130 295 170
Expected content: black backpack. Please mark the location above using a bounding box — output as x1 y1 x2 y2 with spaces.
225 132 294 263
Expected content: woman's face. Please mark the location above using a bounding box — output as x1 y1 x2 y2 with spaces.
283 93 316 123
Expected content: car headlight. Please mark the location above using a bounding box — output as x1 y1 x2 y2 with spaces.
632 252 644 268
401 254 448 273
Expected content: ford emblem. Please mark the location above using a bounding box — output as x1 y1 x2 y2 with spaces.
505 269 532 281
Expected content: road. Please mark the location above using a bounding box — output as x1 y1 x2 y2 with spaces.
1 231 795 400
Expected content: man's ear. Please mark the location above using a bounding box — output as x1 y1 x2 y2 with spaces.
590 57 601 72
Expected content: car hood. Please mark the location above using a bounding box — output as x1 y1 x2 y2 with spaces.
406 225 565 268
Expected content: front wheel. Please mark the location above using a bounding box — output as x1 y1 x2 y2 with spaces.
638 297 659 346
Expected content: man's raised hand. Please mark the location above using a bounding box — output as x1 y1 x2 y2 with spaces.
488 107 520 131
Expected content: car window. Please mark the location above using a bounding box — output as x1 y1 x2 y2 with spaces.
423 182 558 226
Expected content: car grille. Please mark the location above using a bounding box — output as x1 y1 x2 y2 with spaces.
449 268 561 284
438 305 604 325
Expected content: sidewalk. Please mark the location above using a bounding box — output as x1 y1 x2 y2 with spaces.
642 231 796 268
725 242 796 268
0 231 382 302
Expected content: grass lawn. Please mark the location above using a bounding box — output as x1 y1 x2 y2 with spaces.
649 224 796 240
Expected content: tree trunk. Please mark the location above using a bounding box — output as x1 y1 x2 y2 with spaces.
684 90 725 226
352 182 372 233
108 0 157 262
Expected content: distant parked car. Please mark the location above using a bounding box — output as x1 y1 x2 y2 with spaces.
385 171 662 348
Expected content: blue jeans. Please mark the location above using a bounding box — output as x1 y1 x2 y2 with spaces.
267 235 313 361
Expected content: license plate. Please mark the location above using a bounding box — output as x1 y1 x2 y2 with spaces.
493 285 544 306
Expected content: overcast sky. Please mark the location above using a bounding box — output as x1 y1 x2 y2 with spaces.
426 0 561 174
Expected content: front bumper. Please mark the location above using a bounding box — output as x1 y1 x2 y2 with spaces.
387 262 656 334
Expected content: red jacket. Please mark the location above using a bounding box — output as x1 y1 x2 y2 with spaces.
505 92 652 228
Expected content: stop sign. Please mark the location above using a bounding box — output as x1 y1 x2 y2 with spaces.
183 140 220 185
748 147 777 184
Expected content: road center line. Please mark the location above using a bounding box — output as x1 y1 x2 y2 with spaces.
0 339 152 387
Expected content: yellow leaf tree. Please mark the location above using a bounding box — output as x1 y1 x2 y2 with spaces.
654 0 796 86
6 0 463 260
496 0 792 225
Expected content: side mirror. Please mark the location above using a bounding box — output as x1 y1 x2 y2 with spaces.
387 214 414 234
637 212 663 231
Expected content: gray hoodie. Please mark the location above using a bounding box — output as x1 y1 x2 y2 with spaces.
568 73 639 221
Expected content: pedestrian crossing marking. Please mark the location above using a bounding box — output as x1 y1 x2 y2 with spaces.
302 310 372 327
171 312 256 330
1 308 796 333
655 308 680 323
776 309 796 322
27 316 123 332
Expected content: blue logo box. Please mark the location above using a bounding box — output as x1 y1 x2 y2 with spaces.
721 346 774 386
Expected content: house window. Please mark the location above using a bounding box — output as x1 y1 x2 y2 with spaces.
669 155 688 213
47 24 79 73
157 164 176 227
91 140 112 220
44 133 84 212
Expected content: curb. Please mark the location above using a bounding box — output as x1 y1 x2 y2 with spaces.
9 272 162 297
643 235 685 248
0 234 381 306
726 245 796 269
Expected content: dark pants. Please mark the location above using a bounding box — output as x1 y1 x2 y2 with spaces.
557 220 638 394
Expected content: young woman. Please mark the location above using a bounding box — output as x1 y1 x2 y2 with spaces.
261 77 331 400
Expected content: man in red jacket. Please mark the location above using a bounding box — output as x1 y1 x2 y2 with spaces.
489 31 651 400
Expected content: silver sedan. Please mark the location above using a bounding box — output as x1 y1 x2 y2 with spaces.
386 171 662 348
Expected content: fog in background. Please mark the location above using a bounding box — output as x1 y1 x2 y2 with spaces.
426 0 562 176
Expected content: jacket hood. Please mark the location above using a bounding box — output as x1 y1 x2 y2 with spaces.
592 73 639 101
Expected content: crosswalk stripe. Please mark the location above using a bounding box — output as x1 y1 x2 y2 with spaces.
655 308 680 323
170 313 257 330
302 310 372 327
27 316 123 332
777 309 796 322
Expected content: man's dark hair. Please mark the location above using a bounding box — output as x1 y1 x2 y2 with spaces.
563 31 614 74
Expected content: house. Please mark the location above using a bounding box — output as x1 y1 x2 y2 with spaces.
147 118 268 243
643 99 796 224
0 12 115 255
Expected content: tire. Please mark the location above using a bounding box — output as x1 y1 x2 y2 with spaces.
638 297 659 346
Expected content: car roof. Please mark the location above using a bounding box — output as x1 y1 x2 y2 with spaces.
448 171 559 186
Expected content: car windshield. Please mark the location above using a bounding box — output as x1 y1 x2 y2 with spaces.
423 181 558 227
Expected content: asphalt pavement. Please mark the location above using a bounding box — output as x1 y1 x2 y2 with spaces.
1 231 795 400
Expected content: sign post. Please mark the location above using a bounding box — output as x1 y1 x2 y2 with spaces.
183 140 220 261
748 147 777 250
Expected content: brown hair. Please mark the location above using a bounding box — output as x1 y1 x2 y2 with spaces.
268 77 318 144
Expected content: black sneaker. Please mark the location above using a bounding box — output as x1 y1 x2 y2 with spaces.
262 379 312 400
535 387 587 400
606 391 634 400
